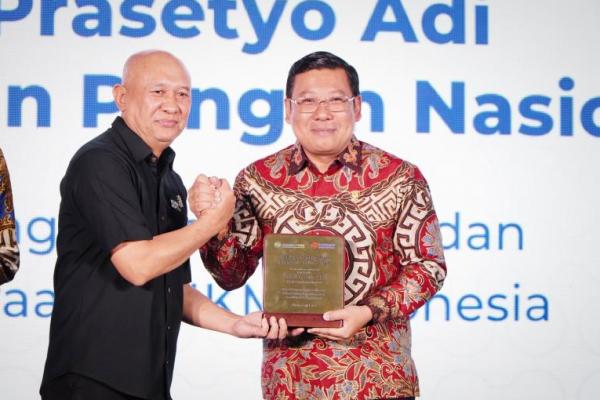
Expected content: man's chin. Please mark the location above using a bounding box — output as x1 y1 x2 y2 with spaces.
157 128 184 140
310 138 346 152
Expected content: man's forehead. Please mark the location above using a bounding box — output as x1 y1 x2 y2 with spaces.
124 52 189 84
128 65 190 88
292 69 350 94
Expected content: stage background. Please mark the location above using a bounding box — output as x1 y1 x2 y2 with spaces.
1 1 599 398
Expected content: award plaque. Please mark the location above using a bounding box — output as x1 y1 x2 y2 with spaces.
263 234 344 328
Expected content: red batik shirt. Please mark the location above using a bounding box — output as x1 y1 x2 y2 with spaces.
201 137 447 400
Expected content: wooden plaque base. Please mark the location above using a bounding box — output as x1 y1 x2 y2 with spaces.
264 312 343 328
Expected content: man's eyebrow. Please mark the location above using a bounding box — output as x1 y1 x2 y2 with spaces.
293 89 347 97
147 83 191 91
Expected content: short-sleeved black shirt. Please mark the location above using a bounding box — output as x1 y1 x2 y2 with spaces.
41 117 191 399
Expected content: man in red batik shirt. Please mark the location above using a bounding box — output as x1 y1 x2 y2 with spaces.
194 51 447 400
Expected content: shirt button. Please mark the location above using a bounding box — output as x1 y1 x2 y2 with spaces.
160 215 166 222
167 286 172 294
166 359 170 365
167 325 172 331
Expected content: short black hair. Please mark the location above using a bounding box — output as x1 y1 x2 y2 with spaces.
285 51 360 98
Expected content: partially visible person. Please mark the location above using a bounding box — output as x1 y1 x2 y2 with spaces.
40 50 288 400
0 147 19 285
197 51 447 399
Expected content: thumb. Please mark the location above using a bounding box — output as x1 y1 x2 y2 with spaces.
194 173 208 186
220 179 232 191
323 308 346 321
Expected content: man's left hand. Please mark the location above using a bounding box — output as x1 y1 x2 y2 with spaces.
232 312 305 339
307 305 373 341
230 311 269 338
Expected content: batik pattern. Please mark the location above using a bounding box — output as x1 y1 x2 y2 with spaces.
201 138 446 399
0 148 20 284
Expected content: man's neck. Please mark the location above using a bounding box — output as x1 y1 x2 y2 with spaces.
307 154 336 173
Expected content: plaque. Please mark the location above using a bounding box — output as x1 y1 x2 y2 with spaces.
263 234 344 328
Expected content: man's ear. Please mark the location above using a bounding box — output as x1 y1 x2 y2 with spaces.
353 95 362 122
284 98 292 124
113 84 127 112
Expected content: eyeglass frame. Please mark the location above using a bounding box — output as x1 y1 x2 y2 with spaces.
287 95 357 113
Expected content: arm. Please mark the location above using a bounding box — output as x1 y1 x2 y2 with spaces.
197 169 264 290
111 201 233 286
71 149 235 286
183 284 302 338
182 283 265 336
189 173 305 338
358 165 447 323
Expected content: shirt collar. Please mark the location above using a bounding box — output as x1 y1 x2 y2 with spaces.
288 136 362 175
112 116 175 167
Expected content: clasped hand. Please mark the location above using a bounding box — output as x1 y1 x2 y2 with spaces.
188 174 235 234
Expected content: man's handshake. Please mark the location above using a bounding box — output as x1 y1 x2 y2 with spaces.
188 174 235 235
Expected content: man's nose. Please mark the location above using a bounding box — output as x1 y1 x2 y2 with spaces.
313 100 333 119
161 91 178 113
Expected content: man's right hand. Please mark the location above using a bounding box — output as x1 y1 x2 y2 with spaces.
232 312 305 339
198 178 235 235
188 174 223 218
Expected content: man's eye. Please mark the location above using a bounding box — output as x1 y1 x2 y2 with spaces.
298 98 316 105
177 91 189 97
328 97 345 105
152 90 164 94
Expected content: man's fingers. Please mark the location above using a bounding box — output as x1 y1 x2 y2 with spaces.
193 184 217 195
258 316 269 337
307 328 344 341
192 174 223 196
307 327 330 336
290 327 305 336
219 179 232 191
193 174 209 187
266 316 280 340
197 200 215 211
278 318 288 340
315 333 339 341
209 176 222 188
323 309 346 322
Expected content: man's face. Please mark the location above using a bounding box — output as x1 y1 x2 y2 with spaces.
285 68 361 167
115 53 191 155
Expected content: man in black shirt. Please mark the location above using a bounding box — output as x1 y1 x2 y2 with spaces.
40 50 282 400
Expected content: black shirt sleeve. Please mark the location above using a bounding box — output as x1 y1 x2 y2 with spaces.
66 149 153 253
182 261 192 284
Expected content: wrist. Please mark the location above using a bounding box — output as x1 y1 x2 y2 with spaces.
188 219 218 245
228 314 243 337
216 226 229 240
360 305 373 325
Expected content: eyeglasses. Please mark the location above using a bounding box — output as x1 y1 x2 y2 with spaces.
288 96 355 113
